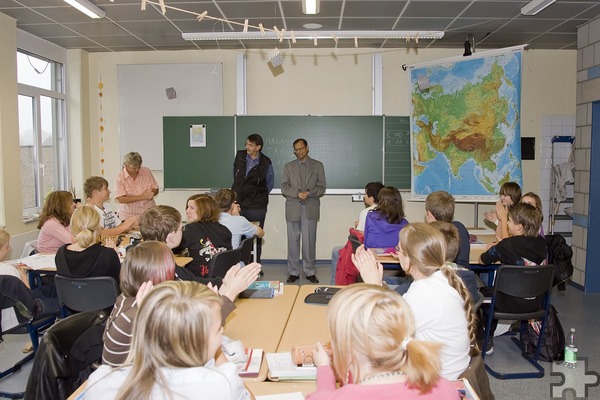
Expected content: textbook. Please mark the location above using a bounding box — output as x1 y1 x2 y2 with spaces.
266 352 317 381
247 280 284 295
238 348 264 378
453 378 480 400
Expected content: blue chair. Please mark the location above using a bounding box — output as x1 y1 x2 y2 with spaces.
482 264 555 379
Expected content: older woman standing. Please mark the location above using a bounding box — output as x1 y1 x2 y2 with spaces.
115 152 159 220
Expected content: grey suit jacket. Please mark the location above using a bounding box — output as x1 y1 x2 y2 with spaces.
281 156 326 222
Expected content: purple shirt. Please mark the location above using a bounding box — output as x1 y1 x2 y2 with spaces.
364 210 409 249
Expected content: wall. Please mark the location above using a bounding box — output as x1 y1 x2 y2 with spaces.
574 16 600 289
84 47 577 260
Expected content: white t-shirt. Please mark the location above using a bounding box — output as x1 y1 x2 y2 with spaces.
93 203 122 229
356 204 376 231
403 270 470 380
219 212 258 249
0 261 22 331
85 359 250 400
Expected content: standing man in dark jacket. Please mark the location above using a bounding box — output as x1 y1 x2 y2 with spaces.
232 134 274 262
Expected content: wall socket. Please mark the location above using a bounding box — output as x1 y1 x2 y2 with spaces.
352 194 364 202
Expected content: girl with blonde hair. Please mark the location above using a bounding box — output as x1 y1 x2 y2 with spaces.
87 280 252 400
353 222 477 380
37 190 76 253
55 205 120 283
307 284 458 399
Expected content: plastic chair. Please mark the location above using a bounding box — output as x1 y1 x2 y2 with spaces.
208 247 242 279
54 276 120 318
240 236 255 265
481 265 555 379
0 303 55 399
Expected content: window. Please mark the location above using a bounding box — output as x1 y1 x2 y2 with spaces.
17 50 68 220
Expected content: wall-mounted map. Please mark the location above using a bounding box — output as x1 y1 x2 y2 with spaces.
409 48 523 200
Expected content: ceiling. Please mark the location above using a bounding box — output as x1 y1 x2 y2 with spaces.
2 0 599 52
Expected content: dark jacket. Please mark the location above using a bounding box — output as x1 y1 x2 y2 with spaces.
232 150 272 210
55 243 121 284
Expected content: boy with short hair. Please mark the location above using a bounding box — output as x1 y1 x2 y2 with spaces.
425 190 470 267
214 189 264 249
84 176 138 236
478 202 546 354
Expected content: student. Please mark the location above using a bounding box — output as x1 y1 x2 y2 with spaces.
484 181 522 241
36 190 77 253
55 205 121 283
84 176 138 237
425 190 470 267
364 186 409 249
0 229 28 286
114 152 159 220
89 280 253 399
353 223 477 380
521 191 544 236
478 202 546 353
330 181 383 284
105 238 252 366
215 188 264 249
174 194 233 277
307 284 459 400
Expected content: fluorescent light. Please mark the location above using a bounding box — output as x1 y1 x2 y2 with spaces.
63 0 106 19
302 0 320 15
521 0 556 16
183 30 444 41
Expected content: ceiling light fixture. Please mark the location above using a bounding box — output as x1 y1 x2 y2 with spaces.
302 0 320 15
521 0 556 16
183 30 444 42
63 0 106 19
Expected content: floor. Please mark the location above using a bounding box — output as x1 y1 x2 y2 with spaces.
2 261 599 399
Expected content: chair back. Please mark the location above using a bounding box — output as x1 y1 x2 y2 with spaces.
208 247 242 278
493 265 555 299
239 236 255 265
348 234 361 253
55 275 120 316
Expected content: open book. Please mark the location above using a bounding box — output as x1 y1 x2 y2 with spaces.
237 348 263 378
266 352 316 381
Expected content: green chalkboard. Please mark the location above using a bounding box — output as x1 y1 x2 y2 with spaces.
236 116 383 190
163 116 234 189
163 115 411 191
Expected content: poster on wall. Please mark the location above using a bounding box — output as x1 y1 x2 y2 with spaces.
190 124 206 147
408 46 523 200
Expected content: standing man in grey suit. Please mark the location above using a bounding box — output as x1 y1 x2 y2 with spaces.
281 138 326 283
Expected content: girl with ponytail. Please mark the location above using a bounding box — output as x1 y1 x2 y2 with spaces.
306 284 459 399
55 205 121 283
352 222 477 380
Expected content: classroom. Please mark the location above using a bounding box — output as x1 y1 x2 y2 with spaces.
1 0 600 397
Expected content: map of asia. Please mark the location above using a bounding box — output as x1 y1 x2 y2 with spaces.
410 50 523 199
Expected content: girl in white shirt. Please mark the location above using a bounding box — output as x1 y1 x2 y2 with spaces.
85 280 252 400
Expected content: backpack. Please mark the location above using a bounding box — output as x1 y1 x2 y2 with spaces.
545 234 574 287
521 305 565 362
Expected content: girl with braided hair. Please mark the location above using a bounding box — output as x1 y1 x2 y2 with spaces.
352 222 477 380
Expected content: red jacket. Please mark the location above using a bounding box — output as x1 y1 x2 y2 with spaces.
335 228 364 285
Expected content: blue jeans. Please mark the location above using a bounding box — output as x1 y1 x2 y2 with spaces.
330 246 343 284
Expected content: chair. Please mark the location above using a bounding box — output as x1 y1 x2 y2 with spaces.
348 234 361 253
208 247 242 279
0 303 55 399
54 276 120 318
481 265 555 379
240 236 255 265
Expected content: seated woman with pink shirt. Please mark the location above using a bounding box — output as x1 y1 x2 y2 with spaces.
37 191 76 253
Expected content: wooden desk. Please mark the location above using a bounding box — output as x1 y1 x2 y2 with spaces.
246 381 315 397
225 285 300 381
277 285 332 353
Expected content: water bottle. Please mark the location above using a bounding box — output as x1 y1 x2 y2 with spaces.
565 328 577 368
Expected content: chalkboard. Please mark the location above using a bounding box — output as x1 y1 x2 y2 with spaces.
236 116 383 190
383 117 411 189
163 116 234 188
163 115 411 191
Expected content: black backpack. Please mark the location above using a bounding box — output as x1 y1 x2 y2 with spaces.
521 305 565 362
545 234 574 287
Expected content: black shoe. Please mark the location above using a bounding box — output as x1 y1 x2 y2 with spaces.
259 270 264 277
286 275 299 283
306 275 320 283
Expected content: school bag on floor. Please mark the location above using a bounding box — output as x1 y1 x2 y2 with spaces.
521 304 565 362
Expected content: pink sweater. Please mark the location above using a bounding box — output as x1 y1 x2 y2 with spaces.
306 365 460 400
37 217 74 253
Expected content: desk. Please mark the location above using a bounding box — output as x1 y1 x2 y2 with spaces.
224 285 300 381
